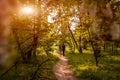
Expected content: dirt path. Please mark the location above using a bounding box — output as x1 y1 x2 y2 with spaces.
53 55 79 80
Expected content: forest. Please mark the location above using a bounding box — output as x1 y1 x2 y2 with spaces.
0 0 120 80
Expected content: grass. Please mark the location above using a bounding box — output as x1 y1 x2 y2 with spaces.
66 48 120 80
0 53 59 80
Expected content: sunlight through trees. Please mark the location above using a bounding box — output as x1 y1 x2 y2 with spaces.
0 0 120 80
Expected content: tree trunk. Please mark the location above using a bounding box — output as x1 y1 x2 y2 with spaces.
69 37 75 53
88 29 100 66
32 33 38 58
95 56 98 66
112 41 114 52
103 42 106 51
12 30 25 61
68 26 82 53
79 36 83 53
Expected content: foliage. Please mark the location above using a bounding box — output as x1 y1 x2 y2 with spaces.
66 48 120 80
1 0 120 79
0 53 59 80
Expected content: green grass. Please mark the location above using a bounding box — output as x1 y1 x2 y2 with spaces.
0 53 59 80
66 49 120 80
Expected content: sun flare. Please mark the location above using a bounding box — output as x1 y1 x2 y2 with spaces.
20 6 34 14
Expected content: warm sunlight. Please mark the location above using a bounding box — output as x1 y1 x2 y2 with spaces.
20 6 34 15
1 0 120 80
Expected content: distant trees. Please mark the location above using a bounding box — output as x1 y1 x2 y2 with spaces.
9 0 120 65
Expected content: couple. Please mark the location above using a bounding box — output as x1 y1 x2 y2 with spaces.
59 43 66 56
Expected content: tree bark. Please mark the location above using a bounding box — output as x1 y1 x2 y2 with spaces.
79 36 83 53
68 26 82 53
12 30 25 61
88 29 100 66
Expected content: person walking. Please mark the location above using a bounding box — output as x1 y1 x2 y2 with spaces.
59 44 62 55
61 43 65 56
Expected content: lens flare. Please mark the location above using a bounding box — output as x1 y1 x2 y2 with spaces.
20 6 34 14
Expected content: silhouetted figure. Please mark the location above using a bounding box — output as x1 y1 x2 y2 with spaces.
61 43 65 56
59 44 62 55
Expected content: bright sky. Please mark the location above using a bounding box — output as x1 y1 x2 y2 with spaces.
48 12 57 23
48 14 80 31
69 17 80 31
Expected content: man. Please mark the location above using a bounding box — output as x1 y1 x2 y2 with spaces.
59 44 62 55
61 43 65 56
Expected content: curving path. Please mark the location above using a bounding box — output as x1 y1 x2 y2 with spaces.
53 55 79 80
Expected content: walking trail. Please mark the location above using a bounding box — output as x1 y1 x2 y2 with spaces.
53 54 79 80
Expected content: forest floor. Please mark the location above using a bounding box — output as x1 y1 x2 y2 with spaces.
53 54 79 80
